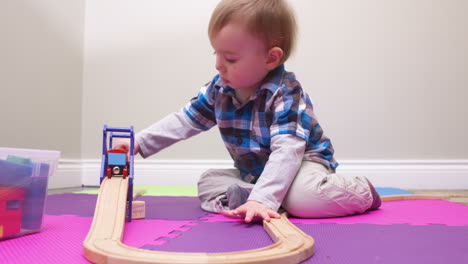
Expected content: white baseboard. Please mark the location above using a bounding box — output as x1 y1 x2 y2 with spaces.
48 159 83 189
50 159 468 190
335 160 468 190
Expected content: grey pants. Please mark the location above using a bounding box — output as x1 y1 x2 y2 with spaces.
197 161 374 218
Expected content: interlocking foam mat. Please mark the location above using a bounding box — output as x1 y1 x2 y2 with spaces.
1 187 468 263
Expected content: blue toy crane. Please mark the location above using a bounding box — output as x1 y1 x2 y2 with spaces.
100 125 135 222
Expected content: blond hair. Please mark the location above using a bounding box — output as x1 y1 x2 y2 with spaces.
208 0 297 64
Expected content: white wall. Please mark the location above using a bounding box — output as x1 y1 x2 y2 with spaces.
81 0 468 161
291 0 468 160
0 1 85 158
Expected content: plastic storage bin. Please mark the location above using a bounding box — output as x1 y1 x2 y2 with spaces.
0 147 60 240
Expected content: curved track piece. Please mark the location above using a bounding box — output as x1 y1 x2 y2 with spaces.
83 177 315 264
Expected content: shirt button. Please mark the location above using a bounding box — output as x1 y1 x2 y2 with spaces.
237 110 243 116
237 137 243 145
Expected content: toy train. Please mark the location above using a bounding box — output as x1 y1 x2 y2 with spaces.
100 125 135 221
106 149 128 179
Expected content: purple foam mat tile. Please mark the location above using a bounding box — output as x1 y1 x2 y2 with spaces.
140 196 210 220
297 223 468 264
45 194 210 220
45 193 97 217
138 222 468 263
141 221 273 253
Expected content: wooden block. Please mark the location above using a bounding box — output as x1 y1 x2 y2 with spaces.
133 189 146 200
131 200 145 219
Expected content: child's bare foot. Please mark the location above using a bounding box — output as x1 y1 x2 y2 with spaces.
366 178 382 210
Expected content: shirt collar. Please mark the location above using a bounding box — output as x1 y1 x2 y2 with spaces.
214 64 287 96
258 64 286 94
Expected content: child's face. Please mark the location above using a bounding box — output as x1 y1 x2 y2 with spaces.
210 22 271 93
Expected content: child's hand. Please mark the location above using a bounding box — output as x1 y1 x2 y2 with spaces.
113 139 140 161
221 200 281 223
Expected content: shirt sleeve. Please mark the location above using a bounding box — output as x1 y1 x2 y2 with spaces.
136 111 206 158
136 79 218 158
247 133 306 211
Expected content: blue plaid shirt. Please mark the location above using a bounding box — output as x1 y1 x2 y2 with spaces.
184 65 337 183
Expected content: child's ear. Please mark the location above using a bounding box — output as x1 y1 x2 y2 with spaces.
265 47 284 70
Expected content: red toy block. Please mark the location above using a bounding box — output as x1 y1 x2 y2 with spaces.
0 187 26 238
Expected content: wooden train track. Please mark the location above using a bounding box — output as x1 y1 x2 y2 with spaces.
83 177 315 264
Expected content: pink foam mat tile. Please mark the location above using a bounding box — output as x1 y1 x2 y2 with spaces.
0 215 195 264
0 215 93 264
289 199 468 226
201 200 468 226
